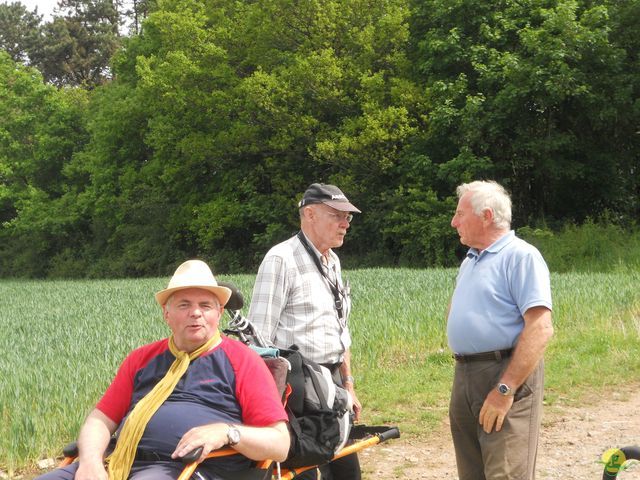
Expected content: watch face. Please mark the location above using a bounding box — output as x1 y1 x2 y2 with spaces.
228 426 241 445
498 383 511 395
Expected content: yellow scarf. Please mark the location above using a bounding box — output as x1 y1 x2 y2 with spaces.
107 331 221 480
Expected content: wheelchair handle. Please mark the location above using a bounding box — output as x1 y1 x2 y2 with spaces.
180 446 203 464
378 427 401 443
218 281 244 311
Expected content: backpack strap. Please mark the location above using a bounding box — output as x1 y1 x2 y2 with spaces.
279 348 305 416
302 361 332 411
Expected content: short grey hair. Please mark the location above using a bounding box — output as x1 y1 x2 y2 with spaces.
456 180 512 229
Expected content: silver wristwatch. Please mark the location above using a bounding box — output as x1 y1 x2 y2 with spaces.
227 424 241 446
343 375 355 386
497 383 514 396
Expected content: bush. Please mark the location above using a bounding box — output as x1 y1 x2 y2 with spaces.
517 220 640 273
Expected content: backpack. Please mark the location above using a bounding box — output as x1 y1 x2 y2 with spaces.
279 347 353 469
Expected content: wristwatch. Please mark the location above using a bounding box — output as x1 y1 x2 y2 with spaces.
227 424 241 446
343 375 355 386
497 383 514 396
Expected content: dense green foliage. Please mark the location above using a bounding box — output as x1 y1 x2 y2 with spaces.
2 269 639 474
0 0 638 277
0 0 123 87
519 220 640 272
0 2 43 64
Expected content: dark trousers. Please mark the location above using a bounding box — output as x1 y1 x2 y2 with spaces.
34 461 231 479
294 453 361 480
320 453 361 480
35 460 258 480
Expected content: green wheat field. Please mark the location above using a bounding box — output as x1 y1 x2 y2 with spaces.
2 268 640 475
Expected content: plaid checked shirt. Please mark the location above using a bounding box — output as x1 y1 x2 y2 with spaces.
248 232 352 364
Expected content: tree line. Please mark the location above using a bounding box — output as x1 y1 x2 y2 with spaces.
1 0 638 278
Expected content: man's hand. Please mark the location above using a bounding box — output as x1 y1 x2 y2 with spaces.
478 389 514 434
172 423 230 463
478 306 552 434
173 421 290 463
345 383 362 422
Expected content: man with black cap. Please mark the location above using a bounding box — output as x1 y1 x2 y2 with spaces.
249 183 362 480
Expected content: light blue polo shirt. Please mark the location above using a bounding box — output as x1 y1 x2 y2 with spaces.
447 231 552 354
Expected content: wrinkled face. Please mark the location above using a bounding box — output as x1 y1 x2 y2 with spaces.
163 288 223 352
451 192 486 249
306 204 353 253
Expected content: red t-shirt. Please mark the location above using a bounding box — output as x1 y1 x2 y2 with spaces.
97 335 287 465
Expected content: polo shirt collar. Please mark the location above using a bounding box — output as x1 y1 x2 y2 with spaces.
466 230 515 260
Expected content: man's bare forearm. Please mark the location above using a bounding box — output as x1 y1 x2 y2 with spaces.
500 306 553 388
77 409 117 461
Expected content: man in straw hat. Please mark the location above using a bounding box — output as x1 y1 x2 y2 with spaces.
37 259 289 480
249 183 362 480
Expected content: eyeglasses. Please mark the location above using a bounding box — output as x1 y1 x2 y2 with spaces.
320 210 353 223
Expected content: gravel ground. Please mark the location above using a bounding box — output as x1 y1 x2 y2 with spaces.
360 386 640 479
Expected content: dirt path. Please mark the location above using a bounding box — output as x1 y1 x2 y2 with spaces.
360 386 640 479
17 386 640 479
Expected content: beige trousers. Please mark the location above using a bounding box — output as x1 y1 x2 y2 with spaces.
449 357 544 480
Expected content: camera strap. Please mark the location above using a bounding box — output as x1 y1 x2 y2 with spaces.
296 231 344 321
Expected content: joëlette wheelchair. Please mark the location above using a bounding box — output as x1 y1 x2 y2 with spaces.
58 282 400 479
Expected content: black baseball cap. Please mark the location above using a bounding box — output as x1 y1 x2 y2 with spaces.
297 183 361 212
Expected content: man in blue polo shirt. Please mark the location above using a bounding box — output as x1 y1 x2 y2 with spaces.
447 180 554 480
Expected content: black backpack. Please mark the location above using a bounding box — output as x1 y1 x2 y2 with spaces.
279 348 353 469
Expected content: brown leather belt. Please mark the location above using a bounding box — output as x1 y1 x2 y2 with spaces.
453 349 513 362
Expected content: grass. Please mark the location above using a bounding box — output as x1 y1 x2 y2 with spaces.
1 268 640 476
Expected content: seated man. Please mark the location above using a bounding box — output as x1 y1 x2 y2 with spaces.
38 259 290 480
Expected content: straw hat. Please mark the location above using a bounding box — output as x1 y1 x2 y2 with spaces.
155 260 232 307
